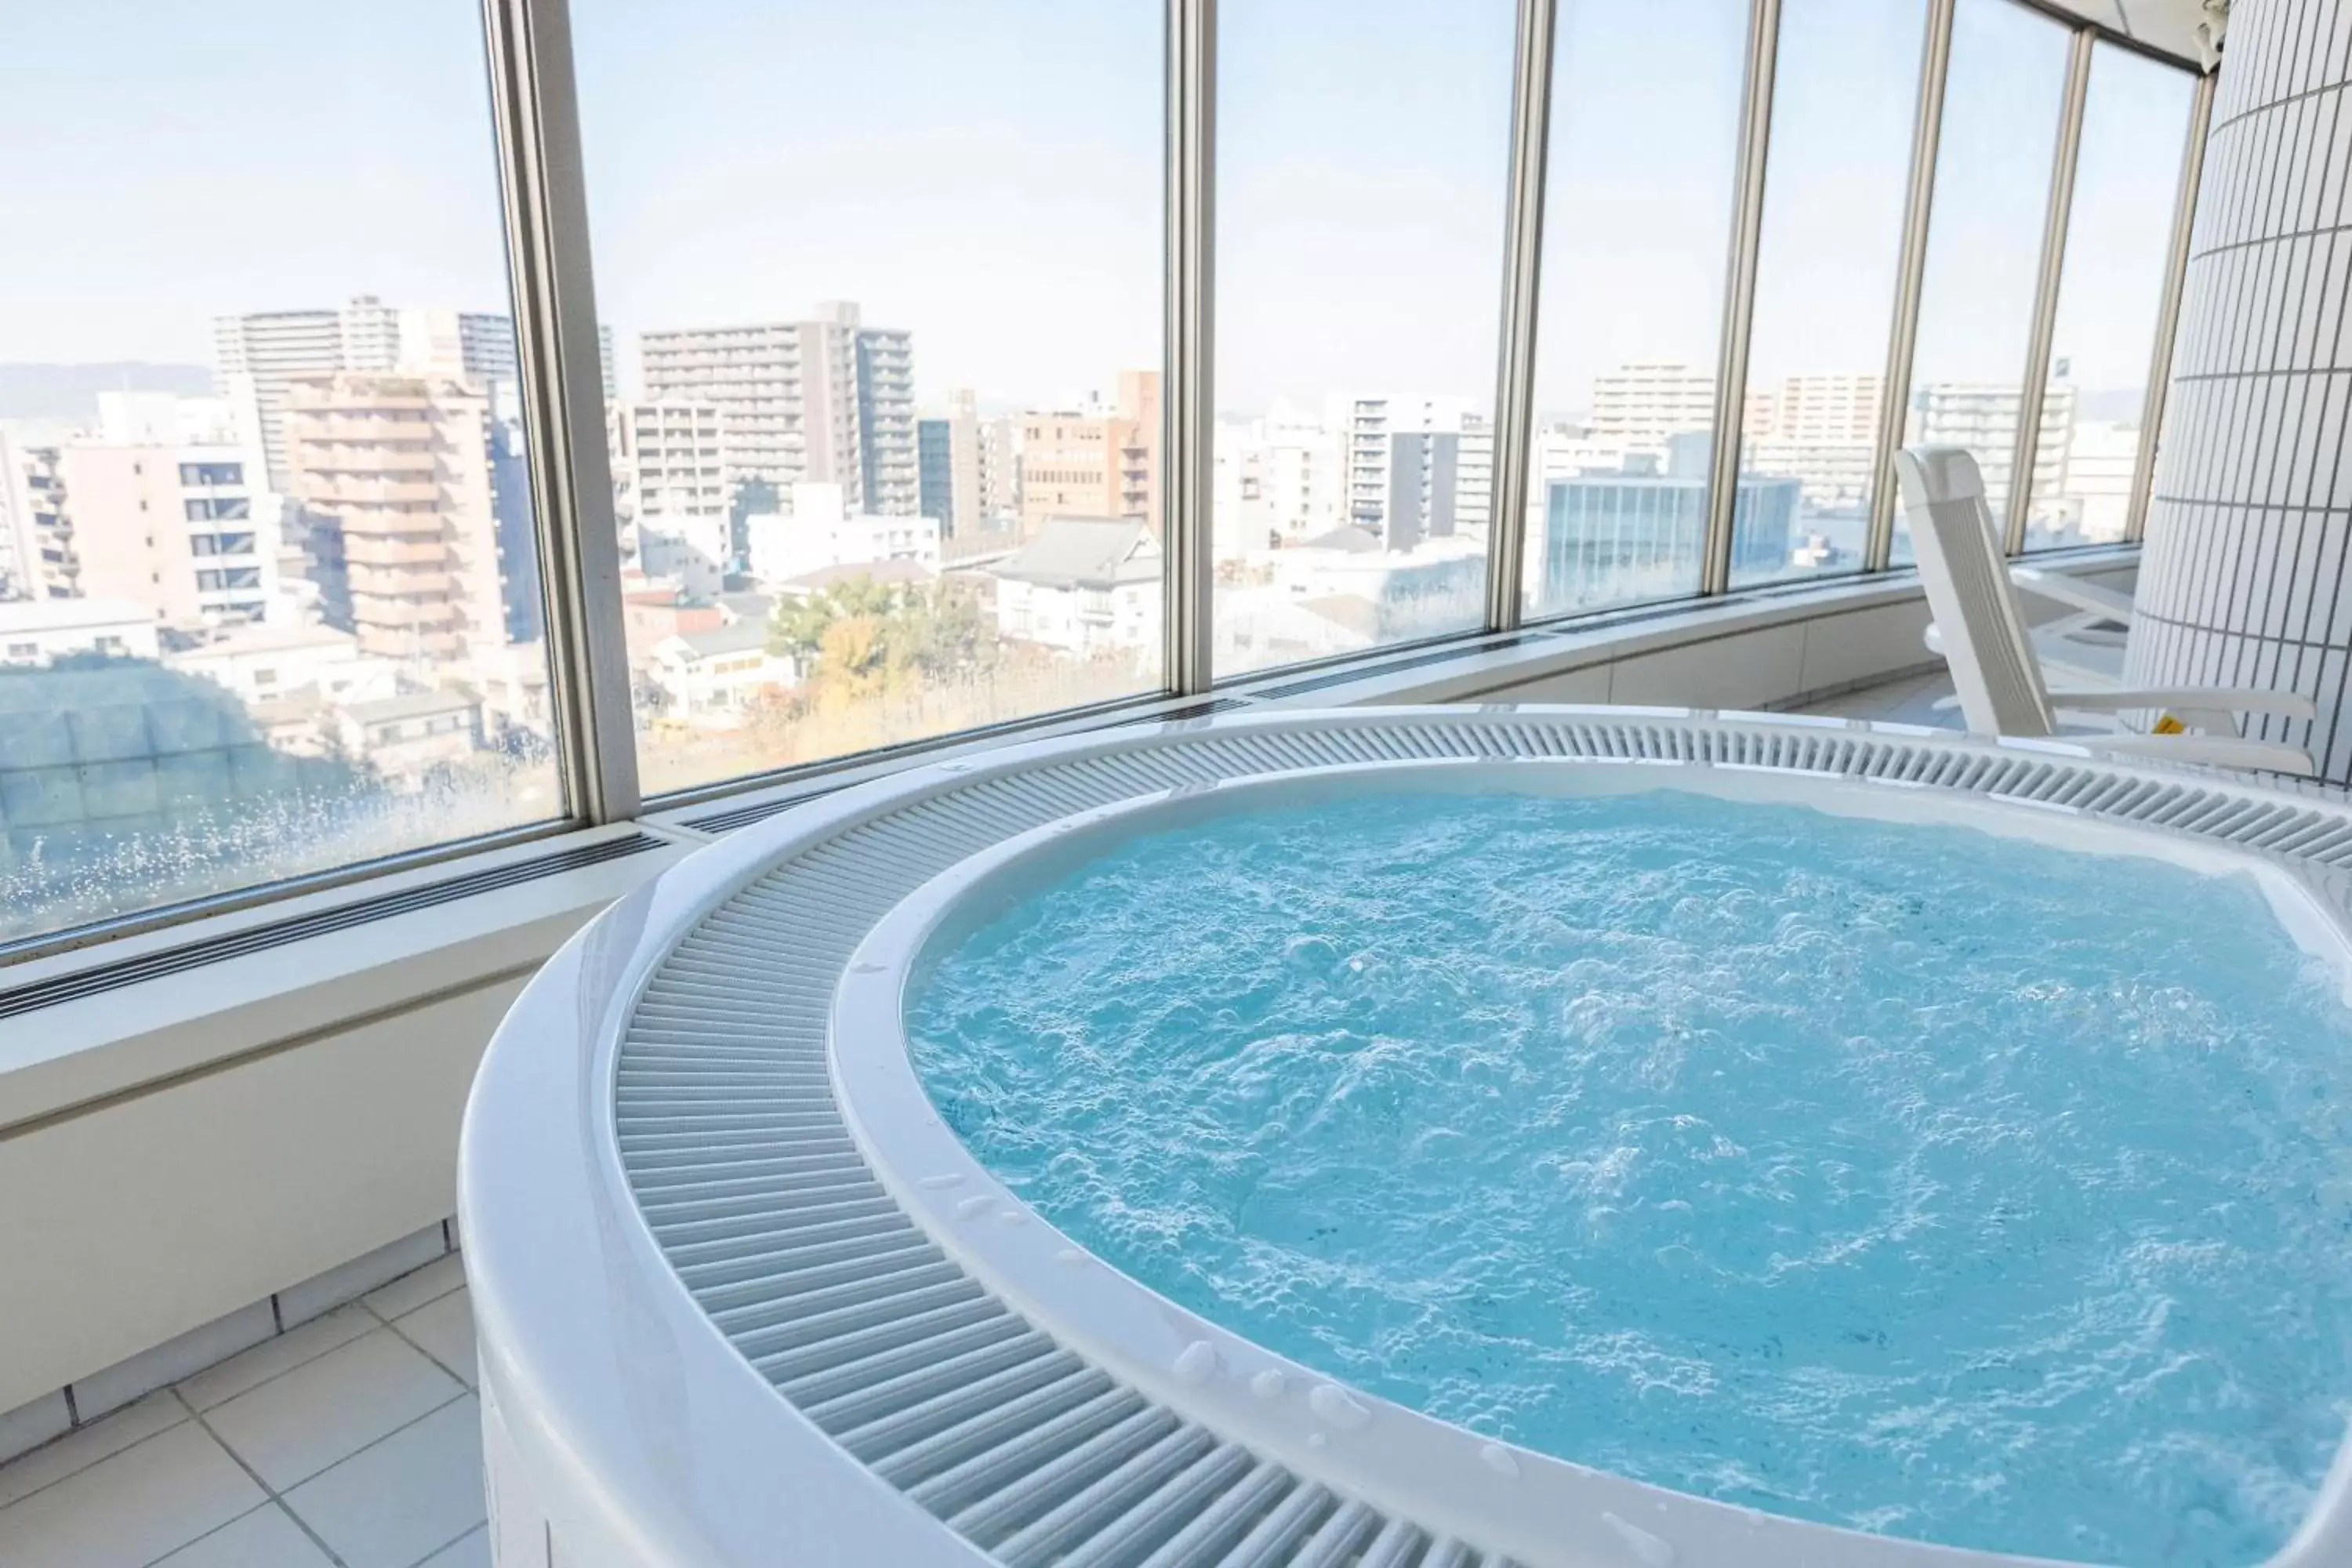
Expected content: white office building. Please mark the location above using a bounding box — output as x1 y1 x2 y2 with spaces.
610 401 729 533
637 511 735 601
1214 408 1346 559
2060 419 2142 545
1911 380 2078 518
744 482 940 586
0 596 159 665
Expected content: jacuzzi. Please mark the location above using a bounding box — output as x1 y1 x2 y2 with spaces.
460 706 2352 1568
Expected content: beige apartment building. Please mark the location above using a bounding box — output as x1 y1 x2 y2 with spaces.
286 374 506 666
1751 373 1883 445
56 444 274 630
1018 370 1161 537
1743 373 1887 514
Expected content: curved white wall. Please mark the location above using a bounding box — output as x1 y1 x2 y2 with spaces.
2130 0 2352 779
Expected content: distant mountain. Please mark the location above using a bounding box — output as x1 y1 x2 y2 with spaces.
0 362 212 425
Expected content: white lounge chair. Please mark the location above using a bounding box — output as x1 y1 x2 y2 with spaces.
1893 445 2316 775
1925 561 2129 688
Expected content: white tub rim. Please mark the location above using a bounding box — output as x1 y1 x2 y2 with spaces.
833 752 2352 1568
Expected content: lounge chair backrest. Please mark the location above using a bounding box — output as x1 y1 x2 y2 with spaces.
1894 446 2056 739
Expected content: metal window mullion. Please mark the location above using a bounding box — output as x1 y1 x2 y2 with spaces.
1698 0 1784 597
481 0 639 822
2002 23 2096 557
1867 0 1956 571
1165 0 1215 694
2127 66 2216 543
1482 0 1558 633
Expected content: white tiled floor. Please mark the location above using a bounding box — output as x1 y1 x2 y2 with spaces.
1794 669 1962 729
0 1254 485 1568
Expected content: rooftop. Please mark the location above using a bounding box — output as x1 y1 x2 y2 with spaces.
776 560 933 593
168 623 359 659
991 517 1160 589
668 619 773 660
340 688 479 724
0 597 154 633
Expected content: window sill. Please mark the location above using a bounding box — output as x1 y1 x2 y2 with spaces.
0 823 698 1136
1 546 2140 1131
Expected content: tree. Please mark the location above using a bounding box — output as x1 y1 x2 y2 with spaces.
768 575 993 705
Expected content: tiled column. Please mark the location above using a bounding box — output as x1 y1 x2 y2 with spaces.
2128 0 2352 780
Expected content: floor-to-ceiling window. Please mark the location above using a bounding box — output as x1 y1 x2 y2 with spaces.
1893 0 2074 562
572 0 1167 797
0 1 564 943
0 0 2212 959
1519 0 1753 622
2023 41 2198 552
1733 0 1930 588
1209 0 1517 678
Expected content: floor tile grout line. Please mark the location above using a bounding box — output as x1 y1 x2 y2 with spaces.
357 1268 467 1327
263 1384 474 1497
2 1253 463 1463
176 1309 382 1417
0 1258 470 1541
134 1497 281 1568
177 1380 482 1559
0 1398 192 1516
176 1250 463 1417
401 1519 490 1568
166 1387 350 1568
365 1295 475 1391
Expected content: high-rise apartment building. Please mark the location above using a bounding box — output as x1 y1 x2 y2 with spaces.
608 401 729 528
637 302 917 515
58 443 277 630
927 388 1022 555
1752 374 1882 445
1742 373 1886 514
1018 372 1161 539
216 296 539 492
1333 396 1492 552
0 430 75 601
213 309 343 493
1910 381 2078 517
285 375 511 665
1589 363 1719 448
855 322 918 517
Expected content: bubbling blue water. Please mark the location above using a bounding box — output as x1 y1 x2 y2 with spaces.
906 787 2352 1564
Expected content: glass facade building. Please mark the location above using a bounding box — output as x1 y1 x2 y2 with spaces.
1538 470 1799 611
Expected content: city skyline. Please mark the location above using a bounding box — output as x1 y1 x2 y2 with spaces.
0 0 2204 946
0 0 2197 414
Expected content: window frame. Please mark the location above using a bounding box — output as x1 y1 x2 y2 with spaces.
0 0 2210 968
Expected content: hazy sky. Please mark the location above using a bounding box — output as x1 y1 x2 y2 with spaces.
0 0 2197 419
